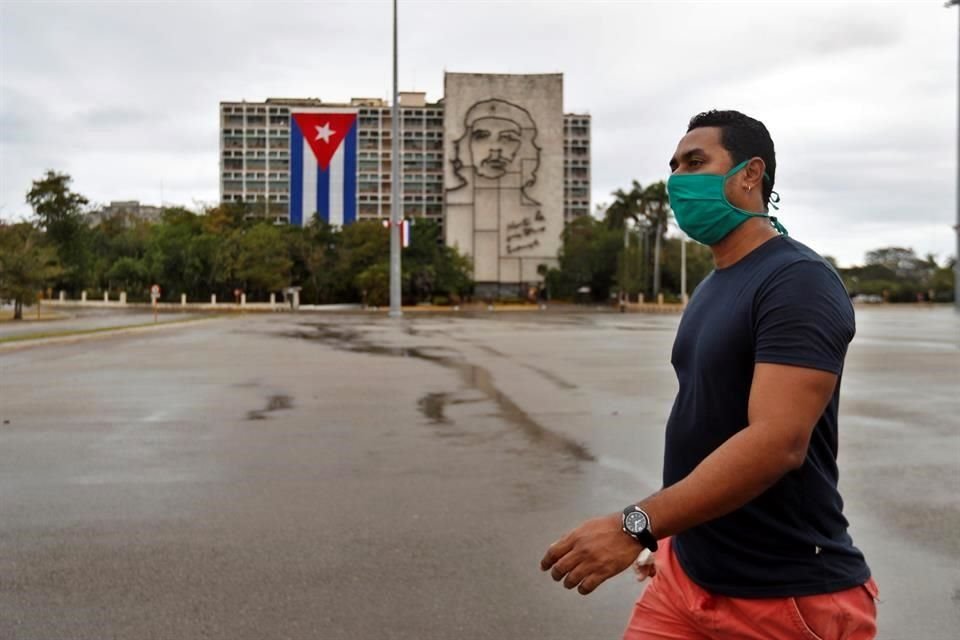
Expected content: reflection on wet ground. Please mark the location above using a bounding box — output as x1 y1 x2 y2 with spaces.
417 392 450 424
284 322 595 462
1 307 956 640
247 394 294 420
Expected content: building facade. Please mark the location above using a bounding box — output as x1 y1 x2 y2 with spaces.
564 114 591 221
219 88 589 227
443 73 565 291
88 200 163 227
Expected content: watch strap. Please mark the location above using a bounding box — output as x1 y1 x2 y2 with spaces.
622 505 659 552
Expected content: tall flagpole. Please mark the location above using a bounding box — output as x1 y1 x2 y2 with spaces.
389 0 402 317
952 0 959 310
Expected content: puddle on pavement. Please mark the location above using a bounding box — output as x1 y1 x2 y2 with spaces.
418 392 450 424
247 394 294 420
285 323 594 462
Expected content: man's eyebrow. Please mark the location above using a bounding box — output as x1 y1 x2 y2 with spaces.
669 148 707 170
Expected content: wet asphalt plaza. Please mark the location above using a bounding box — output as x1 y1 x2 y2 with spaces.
1 307 957 639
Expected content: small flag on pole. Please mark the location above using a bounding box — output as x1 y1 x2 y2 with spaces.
382 218 412 248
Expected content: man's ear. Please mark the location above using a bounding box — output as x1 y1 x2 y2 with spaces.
740 157 766 193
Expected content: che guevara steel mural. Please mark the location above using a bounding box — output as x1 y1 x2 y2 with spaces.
448 99 547 256
443 73 563 286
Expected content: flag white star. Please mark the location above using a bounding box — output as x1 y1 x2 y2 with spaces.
314 123 335 143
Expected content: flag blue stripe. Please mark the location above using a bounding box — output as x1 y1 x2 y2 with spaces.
317 161 329 223
343 122 357 224
289 119 303 226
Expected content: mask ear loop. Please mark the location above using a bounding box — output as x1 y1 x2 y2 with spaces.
768 190 781 211
767 191 788 235
762 171 787 234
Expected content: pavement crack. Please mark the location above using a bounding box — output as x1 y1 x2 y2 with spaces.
283 322 595 462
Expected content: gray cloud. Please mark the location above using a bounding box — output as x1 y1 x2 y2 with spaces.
0 0 955 266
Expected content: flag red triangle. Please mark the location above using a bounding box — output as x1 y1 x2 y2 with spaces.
292 112 357 171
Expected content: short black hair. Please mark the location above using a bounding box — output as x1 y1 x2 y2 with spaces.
687 110 776 207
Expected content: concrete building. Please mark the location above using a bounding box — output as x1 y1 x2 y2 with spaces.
564 113 591 221
221 94 445 225
88 200 163 227
219 85 589 227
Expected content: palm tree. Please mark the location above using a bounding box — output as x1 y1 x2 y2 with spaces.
604 180 673 299
605 180 644 231
640 182 671 298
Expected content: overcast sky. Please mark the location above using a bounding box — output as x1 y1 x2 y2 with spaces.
1 0 956 266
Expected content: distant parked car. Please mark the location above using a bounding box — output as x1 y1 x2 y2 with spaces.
852 294 883 304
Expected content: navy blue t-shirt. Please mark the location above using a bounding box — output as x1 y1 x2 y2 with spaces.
664 235 870 598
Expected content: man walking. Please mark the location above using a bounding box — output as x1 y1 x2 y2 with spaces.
540 110 878 639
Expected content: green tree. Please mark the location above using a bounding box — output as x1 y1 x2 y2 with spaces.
659 237 714 299
337 221 390 303
25 171 91 293
141 208 204 300
865 247 925 277
90 212 151 294
546 215 623 301
640 182 671 297
929 258 956 302
355 262 390 307
233 223 293 298
402 219 472 304
603 181 672 298
105 256 148 293
842 246 946 302
605 181 644 231
286 217 342 304
201 202 252 235
0 222 62 319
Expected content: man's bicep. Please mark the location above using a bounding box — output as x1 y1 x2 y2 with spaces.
748 363 838 457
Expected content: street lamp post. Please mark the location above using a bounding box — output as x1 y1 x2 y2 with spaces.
653 217 663 299
681 234 688 306
389 0 402 318
950 0 959 310
621 219 629 310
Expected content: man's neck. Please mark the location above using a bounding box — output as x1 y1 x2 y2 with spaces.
710 218 780 269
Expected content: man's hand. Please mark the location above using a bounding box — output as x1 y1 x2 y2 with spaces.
633 548 657 582
539 513 642 595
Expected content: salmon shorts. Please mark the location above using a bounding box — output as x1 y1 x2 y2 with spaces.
623 537 879 640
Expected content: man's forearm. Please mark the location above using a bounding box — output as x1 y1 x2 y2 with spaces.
637 420 806 540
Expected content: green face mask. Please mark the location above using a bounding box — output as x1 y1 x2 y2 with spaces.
666 159 787 246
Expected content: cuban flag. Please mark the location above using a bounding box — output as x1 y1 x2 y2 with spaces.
289 109 358 227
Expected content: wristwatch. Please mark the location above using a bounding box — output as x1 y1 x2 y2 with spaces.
622 505 658 551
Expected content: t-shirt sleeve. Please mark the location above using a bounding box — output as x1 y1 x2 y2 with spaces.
753 260 855 374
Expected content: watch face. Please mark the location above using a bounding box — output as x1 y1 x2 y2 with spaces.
624 510 648 534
